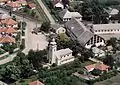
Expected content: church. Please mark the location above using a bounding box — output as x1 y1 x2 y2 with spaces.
48 38 75 65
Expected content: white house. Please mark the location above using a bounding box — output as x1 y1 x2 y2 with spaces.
54 2 64 9
59 9 82 21
65 18 105 49
48 38 74 65
104 7 119 18
93 23 120 40
92 47 105 57
50 24 66 34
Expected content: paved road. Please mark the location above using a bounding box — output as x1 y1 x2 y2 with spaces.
37 0 55 24
0 53 16 65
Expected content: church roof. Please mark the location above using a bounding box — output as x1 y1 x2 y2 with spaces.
55 48 72 59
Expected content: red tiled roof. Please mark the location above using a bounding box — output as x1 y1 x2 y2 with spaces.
7 1 21 8
0 36 15 43
29 80 44 85
85 63 110 72
0 27 17 34
28 3 36 8
1 18 17 25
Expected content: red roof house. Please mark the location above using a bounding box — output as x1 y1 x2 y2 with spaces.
85 63 110 72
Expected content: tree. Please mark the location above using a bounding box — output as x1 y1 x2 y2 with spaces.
12 16 16 21
103 55 114 68
91 69 102 76
40 22 50 33
27 49 47 69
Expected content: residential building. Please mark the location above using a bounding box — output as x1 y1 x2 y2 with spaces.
0 18 18 28
29 80 44 85
0 36 16 46
65 18 105 49
0 13 10 20
0 0 8 5
92 47 105 57
85 63 110 72
104 7 119 18
54 2 64 9
93 23 120 40
59 9 82 21
50 24 66 34
48 38 74 65
0 27 17 36
28 3 36 10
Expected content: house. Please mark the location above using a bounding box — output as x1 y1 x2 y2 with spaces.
0 0 8 5
52 1 64 9
0 27 17 36
50 24 66 34
92 47 105 57
0 36 16 46
6 1 21 11
48 38 75 65
93 23 120 40
104 7 119 18
85 63 110 72
16 0 27 6
0 18 18 28
29 80 44 85
28 3 36 10
65 18 105 49
0 13 10 20
59 9 82 21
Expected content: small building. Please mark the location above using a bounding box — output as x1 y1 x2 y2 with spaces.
6 1 21 11
48 38 74 65
0 18 18 28
85 63 110 72
104 7 119 18
92 47 105 57
59 9 82 21
28 3 36 10
0 36 16 46
29 80 44 85
54 2 64 9
0 13 10 20
50 24 66 34
0 0 8 5
65 18 105 49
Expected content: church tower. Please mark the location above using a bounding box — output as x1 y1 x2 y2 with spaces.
48 38 57 64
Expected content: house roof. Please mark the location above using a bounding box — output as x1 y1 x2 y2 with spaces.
104 7 119 15
70 12 82 18
59 9 82 19
54 2 63 8
85 63 109 72
0 36 15 43
65 18 94 46
7 1 21 8
92 47 104 54
0 27 17 34
28 3 36 8
1 18 17 25
59 9 71 19
0 13 10 20
29 80 44 85
0 0 8 2
55 48 72 59
50 24 64 31
16 0 27 5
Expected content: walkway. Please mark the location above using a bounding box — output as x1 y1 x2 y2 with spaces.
37 0 55 24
